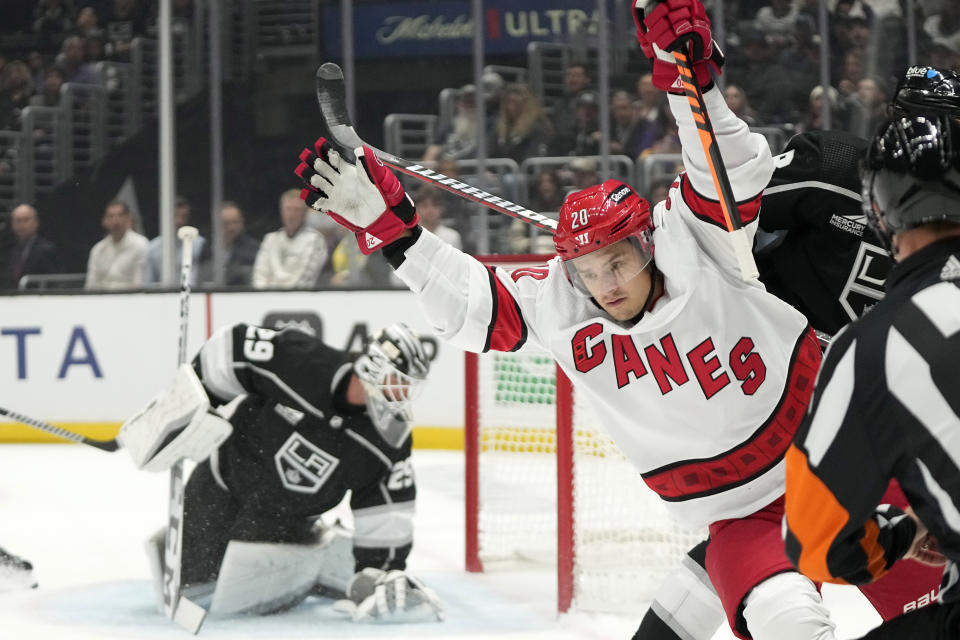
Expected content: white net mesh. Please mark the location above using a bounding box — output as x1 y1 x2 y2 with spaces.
475 347 707 612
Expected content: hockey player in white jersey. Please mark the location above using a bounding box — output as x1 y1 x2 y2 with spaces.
294 2 840 637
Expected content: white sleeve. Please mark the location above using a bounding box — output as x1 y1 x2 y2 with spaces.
666 87 774 282
394 229 540 353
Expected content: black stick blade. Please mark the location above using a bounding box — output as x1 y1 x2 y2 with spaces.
315 62 363 163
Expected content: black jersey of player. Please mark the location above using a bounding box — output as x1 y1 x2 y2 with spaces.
758 130 893 335
192 323 415 522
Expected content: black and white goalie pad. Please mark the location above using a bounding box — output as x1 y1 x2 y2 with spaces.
336 568 444 624
118 364 233 471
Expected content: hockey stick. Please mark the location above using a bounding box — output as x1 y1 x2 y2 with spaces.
314 62 557 233
0 406 119 451
671 43 759 281
162 225 207 634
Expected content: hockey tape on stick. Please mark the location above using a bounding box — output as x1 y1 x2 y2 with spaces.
672 43 758 281
0 406 119 451
163 225 207 633
314 62 557 233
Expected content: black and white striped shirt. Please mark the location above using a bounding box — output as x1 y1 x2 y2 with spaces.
784 236 960 600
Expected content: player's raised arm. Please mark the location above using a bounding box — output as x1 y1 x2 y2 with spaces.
294 137 543 354
634 0 773 279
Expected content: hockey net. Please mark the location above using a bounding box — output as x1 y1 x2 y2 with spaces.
464 255 706 613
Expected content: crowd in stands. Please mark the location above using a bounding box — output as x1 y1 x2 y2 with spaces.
1 0 959 288
0 0 174 132
419 0 960 214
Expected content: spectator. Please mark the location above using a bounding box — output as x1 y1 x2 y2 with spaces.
528 170 565 213
329 236 398 287
103 0 149 62
84 34 106 64
632 73 671 155
924 4 960 56
432 156 478 246
33 0 75 49
723 84 758 127
647 179 673 207
551 63 592 151
604 90 639 159
641 118 682 156
0 61 34 130
251 189 328 289
829 0 874 22
726 29 804 124
25 51 45 91
927 39 960 72
570 90 601 157
799 84 848 133
835 49 866 100
753 0 799 46
848 75 889 139
56 35 99 84
566 157 599 192
74 6 103 40
415 186 462 249
489 83 552 163
507 170 565 254
423 84 479 162
218 201 259 286
30 67 65 107
144 196 206 286
84 199 148 290
9 203 59 287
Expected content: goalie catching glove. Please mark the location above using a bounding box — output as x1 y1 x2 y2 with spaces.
632 0 724 93
334 567 443 624
295 138 418 254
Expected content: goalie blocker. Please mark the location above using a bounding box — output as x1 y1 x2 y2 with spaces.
131 322 441 623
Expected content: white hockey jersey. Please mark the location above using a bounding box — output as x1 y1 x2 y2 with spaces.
394 89 819 528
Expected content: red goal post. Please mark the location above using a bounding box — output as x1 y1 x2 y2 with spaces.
464 254 706 614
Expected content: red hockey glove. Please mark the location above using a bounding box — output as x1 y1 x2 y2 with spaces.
295 138 419 255
632 0 724 94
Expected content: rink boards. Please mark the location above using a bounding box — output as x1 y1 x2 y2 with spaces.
0 289 465 448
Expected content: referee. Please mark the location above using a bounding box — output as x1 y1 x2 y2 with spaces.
784 112 960 639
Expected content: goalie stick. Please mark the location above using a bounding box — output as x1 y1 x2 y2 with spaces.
314 62 557 233
0 406 119 451
162 225 207 634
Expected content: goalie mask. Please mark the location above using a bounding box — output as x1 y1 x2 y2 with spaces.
354 324 430 448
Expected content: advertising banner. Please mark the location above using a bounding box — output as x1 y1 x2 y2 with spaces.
322 0 609 59
0 291 466 445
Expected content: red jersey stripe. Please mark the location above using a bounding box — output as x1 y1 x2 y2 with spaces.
642 327 821 501
679 174 763 230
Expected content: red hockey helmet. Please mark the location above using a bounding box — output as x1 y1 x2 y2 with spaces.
554 180 655 296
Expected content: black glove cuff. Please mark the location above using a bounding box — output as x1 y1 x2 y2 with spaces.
383 225 423 269
393 193 417 225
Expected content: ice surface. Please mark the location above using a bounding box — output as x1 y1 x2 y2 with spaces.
0 445 880 639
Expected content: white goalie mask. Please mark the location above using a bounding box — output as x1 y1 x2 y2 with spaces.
354 324 430 448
